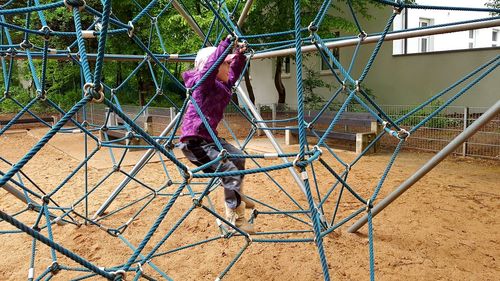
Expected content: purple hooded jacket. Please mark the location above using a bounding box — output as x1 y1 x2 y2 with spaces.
180 38 246 142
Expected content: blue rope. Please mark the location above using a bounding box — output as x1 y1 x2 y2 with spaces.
0 210 116 279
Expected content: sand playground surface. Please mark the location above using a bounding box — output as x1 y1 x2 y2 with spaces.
0 128 499 280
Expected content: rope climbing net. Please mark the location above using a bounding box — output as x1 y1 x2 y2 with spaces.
0 0 498 280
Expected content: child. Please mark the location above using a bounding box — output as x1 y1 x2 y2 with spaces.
179 36 255 234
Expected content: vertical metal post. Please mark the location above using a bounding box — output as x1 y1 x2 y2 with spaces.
462 106 469 157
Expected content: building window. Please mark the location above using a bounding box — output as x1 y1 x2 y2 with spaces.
276 56 291 78
282 56 291 75
320 32 340 72
468 29 476 49
418 18 433 53
420 37 429 53
320 48 340 71
493 29 498 47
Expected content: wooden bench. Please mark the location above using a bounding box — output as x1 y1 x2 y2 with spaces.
0 116 55 129
285 111 382 154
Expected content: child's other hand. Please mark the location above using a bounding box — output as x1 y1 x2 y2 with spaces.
235 41 247 54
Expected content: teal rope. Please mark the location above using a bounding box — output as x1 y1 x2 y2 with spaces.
0 95 92 187
0 210 116 279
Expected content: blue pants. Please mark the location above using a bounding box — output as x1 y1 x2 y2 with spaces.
180 137 245 209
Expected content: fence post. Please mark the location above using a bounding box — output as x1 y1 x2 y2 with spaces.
169 107 176 122
90 103 94 124
462 106 469 157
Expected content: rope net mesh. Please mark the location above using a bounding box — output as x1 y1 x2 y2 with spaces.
0 1 498 280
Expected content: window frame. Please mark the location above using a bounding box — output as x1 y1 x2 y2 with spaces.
320 31 340 75
280 56 291 78
418 18 433 53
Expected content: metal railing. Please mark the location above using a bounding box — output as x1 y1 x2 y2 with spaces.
74 103 499 159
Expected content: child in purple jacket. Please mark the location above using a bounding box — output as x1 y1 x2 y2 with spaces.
179 36 255 234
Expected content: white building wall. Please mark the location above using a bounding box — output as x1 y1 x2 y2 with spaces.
240 1 499 109
393 0 499 54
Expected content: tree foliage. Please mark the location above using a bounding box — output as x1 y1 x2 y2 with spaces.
1 0 377 113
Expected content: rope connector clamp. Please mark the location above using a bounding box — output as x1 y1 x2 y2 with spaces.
192 198 202 208
313 145 323 159
83 83 105 103
248 48 256 58
184 170 193 184
397 128 410 140
308 22 318 33
48 261 61 275
136 262 145 275
355 80 361 92
366 199 373 212
185 88 192 97
393 6 403 15
64 0 86 11
41 195 50 204
19 40 33 50
127 21 135 38
218 149 228 163
165 141 174 150
112 269 126 281
39 26 53 40
358 31 368 41
27 202 35 211
292 155 304 171
107 229 120 237
125 131 134 140
36 90 47 101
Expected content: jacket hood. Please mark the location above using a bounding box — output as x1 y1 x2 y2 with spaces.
182 70 198 89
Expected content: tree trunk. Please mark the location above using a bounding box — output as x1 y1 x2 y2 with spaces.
274 57 286 104
116 62 123 87
244 70 255 104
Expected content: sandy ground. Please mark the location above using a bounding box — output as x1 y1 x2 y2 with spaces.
0 128 499 281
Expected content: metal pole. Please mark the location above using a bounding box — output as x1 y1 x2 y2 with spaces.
251 18 500 59
347 99 500 233
172 0 210 46
93 112 181 218
2 182 66 225
237 0 254 28
7 18 499 62
235 86 323 213
3 182 28 203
